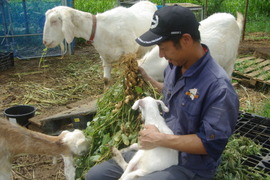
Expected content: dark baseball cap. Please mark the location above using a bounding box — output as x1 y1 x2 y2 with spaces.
136 5 200 46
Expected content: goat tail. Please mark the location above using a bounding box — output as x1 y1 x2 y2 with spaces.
236 12 244 33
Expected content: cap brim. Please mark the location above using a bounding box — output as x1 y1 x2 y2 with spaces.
136 30 168 47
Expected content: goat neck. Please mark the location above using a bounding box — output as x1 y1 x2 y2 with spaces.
86 14 97 44
142 106 166 127
0 119 71 156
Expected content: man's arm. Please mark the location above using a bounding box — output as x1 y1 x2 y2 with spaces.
138 67 164 93
139 125 208 155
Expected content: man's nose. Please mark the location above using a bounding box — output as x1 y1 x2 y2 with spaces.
159 49 165 58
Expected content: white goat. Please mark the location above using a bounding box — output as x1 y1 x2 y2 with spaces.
112 96 178 180
138 12 244 81
43 1 157 87
0 118 90 180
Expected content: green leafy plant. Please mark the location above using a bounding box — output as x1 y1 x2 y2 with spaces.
38 47 48 68
75 54 161 178
215 134 269 180
259 99 270 118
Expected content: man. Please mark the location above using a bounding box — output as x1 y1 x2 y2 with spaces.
86 5 239 180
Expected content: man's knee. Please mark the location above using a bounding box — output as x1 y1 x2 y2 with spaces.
85 150 136 180
85 165 102 180
85 159 123 180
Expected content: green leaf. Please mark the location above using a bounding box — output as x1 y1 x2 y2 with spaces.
102 133 111 144
121 134 129 146
89 155 101 162
134 86 143 94
113 130 122 142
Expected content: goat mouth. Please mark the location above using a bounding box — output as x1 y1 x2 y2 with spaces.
45 42 56 48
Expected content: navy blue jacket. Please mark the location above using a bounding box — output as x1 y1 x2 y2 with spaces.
162 44 239 178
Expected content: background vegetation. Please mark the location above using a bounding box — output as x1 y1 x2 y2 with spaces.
74 0 270 33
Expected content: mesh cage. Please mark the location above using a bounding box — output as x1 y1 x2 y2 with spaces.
0 0 73 59
0 52 14 71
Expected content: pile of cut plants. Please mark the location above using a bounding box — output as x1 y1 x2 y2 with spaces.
75 54 270 180
75 53 161 178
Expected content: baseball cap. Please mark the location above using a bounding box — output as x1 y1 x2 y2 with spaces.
136 5 200 46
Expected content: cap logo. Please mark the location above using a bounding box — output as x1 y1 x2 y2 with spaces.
171 31 181 35
151 15 159 29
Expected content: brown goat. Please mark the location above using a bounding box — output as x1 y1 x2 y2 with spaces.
0 118 89 180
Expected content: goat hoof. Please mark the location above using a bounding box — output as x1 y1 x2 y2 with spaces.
111 147 119 156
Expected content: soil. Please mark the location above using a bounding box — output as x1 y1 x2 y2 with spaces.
1 32 270 180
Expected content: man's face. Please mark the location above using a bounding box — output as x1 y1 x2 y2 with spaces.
158 39 187 67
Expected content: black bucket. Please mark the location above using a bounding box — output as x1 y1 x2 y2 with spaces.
4 105 36 127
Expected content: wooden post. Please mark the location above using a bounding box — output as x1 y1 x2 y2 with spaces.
242 0 249 41
162 0 165 6
205 0 208 17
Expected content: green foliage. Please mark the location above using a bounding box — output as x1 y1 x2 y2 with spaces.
74 0 270 33
74 0 117 13
150 0 270 33
259 98 270 118
75 79 137 178
215 134 269 180
75 71 161 178
248 0 270 17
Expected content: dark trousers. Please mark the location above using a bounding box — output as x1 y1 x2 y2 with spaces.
85 150 212 180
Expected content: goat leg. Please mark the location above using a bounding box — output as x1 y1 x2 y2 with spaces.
111 143 140 171
120 143 139 154
62 155 75 180
111 147 128 171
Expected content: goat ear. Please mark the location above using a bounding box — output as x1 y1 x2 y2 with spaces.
60 11 75 44
132 99 141 110
76 139 84 148
156 100 169 112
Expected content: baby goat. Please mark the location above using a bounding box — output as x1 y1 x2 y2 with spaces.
112 96 178 180
0 118 89 180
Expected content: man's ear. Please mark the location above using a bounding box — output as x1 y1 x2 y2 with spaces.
180 33 193 47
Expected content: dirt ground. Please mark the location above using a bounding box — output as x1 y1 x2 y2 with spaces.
1 32 270 180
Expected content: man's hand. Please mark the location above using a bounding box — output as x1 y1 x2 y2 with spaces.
138 66 164 93
138 124 163 150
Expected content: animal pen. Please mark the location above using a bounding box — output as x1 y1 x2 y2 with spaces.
0 0 269 178
0 0 73 60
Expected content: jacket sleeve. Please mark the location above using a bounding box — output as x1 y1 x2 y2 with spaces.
196 85 239 160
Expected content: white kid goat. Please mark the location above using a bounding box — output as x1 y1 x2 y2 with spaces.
138 12 244 81
0 118 90 180
43 1 157 87
112 96 178 180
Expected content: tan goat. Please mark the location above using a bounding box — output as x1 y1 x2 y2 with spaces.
0 118 90 180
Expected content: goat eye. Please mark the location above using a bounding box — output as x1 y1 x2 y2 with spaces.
51 20 57 25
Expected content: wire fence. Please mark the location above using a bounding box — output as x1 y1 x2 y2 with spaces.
0 0 73 59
